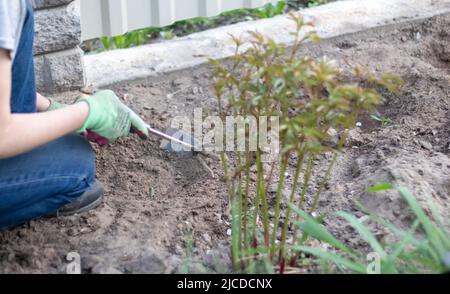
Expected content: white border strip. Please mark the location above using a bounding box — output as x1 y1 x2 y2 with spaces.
84 0 450 88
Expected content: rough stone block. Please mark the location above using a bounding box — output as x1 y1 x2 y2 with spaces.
33 0 73 10
35 47 85 94
34 1 81 55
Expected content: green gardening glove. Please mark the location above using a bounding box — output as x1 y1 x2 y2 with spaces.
47 97 66 111
77 90 149 143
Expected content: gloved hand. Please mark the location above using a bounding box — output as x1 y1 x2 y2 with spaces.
47 97 66 111
77 90 149 144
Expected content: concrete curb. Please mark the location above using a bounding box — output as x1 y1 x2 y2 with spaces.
84 0 450 88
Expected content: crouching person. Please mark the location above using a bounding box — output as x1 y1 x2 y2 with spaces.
0 0 148 230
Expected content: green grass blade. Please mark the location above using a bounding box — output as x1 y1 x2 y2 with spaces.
425 198 450 249
336 211 386 258
356 201 424 249
292 246 366 273
383 220 421 273
290 204 353 255
397 186 447 257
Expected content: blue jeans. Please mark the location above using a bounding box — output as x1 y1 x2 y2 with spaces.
0 1 96 230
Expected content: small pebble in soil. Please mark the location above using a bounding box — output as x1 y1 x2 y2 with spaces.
192 87 203 95
202 233 212 245
326 127 339 147
415 32 421 41
358 215 370 223
419 140 433 151
149 187 155 199
174 244 184 255
375 149 385 160
347 129 364 146
226 229 232 236
269 183 278 194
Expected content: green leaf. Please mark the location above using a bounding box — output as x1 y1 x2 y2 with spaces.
292 246 366 273
255 8 268 19
274 1 286 15
100 36 114 50
114 35 125 48
367 182 394 192
308 32 321 44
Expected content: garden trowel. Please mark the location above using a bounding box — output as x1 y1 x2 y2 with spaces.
147 126 198 158
133 125 215 159
133 125 219 178
79 86 212 158
85 119 209 158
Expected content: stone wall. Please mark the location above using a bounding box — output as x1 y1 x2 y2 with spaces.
33 0 85 94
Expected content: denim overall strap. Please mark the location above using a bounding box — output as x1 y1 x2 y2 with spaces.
0 0 96 230
11 0 36 114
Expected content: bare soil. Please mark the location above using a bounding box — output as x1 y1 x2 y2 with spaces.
1 13 449 273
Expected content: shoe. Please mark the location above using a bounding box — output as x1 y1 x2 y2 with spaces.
56 180 104 217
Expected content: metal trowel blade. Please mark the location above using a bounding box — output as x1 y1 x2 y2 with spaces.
157 128 199 158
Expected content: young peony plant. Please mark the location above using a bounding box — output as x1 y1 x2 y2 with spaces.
210 13 403 273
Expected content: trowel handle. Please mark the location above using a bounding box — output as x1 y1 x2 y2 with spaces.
130 126 147 140
131 126 194 149
147 127 195 150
